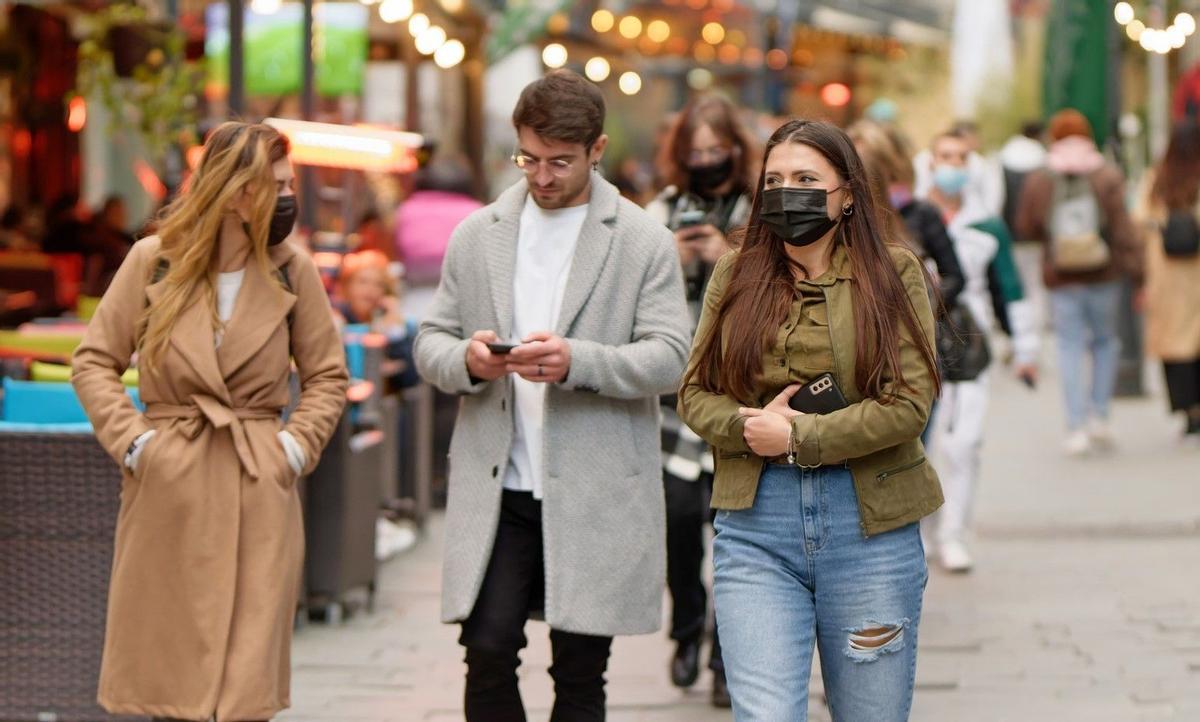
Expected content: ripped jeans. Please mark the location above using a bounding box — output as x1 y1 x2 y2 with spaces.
713 464 927 721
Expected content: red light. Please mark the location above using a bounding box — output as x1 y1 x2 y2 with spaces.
134 160 167 201
12 129 32 158
67 97 87 132
821 83 852 107
186 144 205 170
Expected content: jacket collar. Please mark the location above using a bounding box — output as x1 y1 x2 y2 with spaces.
797 241 853 287
484 175 621 338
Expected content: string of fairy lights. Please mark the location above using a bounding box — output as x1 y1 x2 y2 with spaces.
1114 2 1197 55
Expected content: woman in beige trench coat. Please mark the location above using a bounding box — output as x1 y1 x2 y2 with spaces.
71 122 348 721
1135 123 1200 443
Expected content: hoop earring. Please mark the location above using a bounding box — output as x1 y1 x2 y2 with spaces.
842 205 854 216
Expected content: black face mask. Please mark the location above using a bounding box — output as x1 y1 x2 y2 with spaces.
241 195 298 246
268 195 298 246
759 187 839 247
688 157 734 194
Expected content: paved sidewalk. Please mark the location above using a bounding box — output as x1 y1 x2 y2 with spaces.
281 363 1200 721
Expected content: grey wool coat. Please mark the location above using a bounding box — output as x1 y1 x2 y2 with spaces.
415 176 691 636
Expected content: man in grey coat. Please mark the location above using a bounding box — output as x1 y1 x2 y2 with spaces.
414 70 691 720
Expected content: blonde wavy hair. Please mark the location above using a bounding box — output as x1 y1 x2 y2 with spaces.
139 122 291 370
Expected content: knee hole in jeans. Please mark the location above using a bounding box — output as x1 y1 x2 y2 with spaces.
844 619 909 662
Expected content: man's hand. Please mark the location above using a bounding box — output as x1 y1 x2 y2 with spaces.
1015 363 1039 389
738 407 794 458
506 331 572 384
465 330 509 383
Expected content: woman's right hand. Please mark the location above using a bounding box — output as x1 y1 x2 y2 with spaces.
763 384 803 420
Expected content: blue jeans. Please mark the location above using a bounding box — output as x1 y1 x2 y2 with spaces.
712 464 927 721
1050 281 1122 431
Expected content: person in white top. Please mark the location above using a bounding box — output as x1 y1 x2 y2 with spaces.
415 71 691 720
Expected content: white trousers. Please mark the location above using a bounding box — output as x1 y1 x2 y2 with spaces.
923 372 991 547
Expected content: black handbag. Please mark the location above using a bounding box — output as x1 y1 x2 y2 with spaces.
1161 209 1200 258
936 303 992 383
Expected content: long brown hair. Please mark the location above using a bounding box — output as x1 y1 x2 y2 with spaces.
656 94 760 194
684 119 940 404
1152 122 1200 210
139 122 290 370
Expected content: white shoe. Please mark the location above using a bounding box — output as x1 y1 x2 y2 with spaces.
939 540 973 573
1064 430 1092 457
1087 419 1116 452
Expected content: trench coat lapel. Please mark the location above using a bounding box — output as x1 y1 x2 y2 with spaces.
484 181 527 341
216 259 297 379
556 176 618 336
147 278 228 402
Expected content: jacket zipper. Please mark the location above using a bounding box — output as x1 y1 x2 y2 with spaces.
876 457 926 482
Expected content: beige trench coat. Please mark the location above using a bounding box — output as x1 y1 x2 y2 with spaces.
1134 174 1200 362
71 237 348 721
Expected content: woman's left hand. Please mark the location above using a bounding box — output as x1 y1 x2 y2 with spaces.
738 407 793 458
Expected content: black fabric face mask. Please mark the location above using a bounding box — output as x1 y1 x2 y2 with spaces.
268 195 298 246
688 157 734 194
241 195 298 246
759 187 839 247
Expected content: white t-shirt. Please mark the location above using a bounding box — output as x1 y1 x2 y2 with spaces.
215 269 245 347
503 196 588 499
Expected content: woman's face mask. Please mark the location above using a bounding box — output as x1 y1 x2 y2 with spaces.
759 186 843 247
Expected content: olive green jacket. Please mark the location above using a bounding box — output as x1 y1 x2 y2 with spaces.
677 244 944 537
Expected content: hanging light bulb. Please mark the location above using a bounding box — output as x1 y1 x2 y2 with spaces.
542 43 568 69
434 39 465 69
378 0 413 23
409 13 430 37
585 56 611 82
1176 12 1197 37
250 0 281 14
592 10 615 33
619 16 643 39
415 25 447 55
1114 2 1134 26
618 71 642 95
1127 19 1145 42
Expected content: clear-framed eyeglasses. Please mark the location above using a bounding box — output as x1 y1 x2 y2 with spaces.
512 153 575 178
687 146 733 166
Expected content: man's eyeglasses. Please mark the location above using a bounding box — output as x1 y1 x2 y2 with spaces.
512 153 575 178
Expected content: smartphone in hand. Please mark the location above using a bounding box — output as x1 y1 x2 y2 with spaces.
487 342 518 355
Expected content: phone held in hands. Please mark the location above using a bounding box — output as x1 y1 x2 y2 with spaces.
788 373 850 415
675 209 707 231
487 342 519 355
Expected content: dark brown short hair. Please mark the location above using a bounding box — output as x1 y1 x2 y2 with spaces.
512 70 606 148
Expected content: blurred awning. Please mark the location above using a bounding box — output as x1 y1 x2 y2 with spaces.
776 0 952 46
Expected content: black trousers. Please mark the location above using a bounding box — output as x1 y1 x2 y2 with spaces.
1164 359 1200 413
460 489 613 722
663 470 722 672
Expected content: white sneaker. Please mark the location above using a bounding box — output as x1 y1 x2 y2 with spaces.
939 540 973 573
1087 419 1116 452
1064 429 1092 457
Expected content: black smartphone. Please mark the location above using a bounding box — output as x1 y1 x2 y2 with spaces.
788 373 850 415
487 342 518 355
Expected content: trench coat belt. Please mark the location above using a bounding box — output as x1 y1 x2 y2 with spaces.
144 395 282 481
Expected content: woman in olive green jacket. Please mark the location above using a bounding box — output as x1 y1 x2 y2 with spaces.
677 120 942 721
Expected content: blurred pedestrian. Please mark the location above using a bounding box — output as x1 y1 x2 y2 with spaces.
0 206 37 251
42 193 89 255
414 70 690 721
1016 109 1144 456
394 156 482 320
1001 122 1050 332
352 210 394 260
914 119 1005 218
72 121 348 722
919 127 1039 573
678 119 942 720
645 93 759 707
336 249 419 390
83 195 135 295
1135 122 1200 444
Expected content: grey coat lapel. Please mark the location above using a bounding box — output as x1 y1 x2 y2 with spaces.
484 181 527 340
556 175 619 336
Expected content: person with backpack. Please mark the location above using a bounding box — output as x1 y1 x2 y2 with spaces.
71 121 349 721
920 127 1039 573
1016 109 1144 457
1134 122 1200 444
